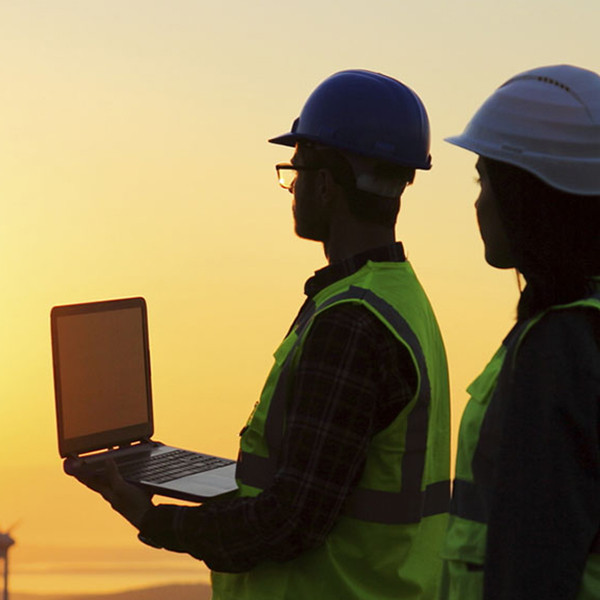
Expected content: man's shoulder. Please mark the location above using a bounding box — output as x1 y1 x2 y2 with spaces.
313 301 389 331
308 302 404 357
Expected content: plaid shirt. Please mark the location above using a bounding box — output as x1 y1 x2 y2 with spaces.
139 243 417 571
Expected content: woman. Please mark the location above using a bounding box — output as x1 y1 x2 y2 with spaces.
441 64 600 600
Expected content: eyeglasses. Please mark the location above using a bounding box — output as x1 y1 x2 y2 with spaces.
275 163 319 191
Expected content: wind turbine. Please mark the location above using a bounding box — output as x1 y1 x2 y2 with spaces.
0 528 15 600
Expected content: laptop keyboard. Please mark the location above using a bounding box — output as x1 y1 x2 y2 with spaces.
115 449 235 484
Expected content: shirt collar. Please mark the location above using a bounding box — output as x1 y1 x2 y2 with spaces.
304 242 406 298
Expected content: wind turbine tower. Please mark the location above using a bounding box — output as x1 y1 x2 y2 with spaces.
0 530 15 600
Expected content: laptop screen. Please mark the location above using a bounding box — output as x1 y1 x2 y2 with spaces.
51 297 154 456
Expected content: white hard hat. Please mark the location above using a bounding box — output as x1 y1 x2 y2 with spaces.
446 64 600 195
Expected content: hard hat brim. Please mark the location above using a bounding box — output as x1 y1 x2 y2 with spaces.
268 133 297 147
445 134 600 196
269 131 433 170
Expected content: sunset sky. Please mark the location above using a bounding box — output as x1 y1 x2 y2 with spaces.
1 0 598 594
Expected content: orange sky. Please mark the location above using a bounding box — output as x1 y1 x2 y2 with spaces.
1 0 598 594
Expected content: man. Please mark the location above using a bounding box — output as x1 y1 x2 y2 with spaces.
75 69 450 599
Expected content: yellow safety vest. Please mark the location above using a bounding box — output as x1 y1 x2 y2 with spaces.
212 260 451 599
440 292 600 600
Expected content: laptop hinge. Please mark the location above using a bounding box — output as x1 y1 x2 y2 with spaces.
117 438 156 449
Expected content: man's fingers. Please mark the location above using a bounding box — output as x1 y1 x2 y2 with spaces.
68 458 121 499
105 459 124 486
75 470 111 495
70 456 154 526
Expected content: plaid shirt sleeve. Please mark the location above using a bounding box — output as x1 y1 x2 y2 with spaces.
138 303 417 572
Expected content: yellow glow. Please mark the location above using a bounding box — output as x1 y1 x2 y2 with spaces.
1 0 598 594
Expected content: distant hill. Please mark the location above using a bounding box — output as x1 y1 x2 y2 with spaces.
13 583 211 600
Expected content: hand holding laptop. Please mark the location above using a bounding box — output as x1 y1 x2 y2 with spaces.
69 457 154 529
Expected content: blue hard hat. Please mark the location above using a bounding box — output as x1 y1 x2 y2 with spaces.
269 69 432 170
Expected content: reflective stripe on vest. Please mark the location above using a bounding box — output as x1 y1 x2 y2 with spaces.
450 479 487 524
452 479 600 554
236 285 450 524
238 451 450 525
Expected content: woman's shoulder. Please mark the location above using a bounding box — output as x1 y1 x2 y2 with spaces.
535 301 600 337
517 302 600 367
499 302 600 415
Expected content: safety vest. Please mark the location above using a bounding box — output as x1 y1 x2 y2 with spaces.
212 260 451 599
440 291 600 600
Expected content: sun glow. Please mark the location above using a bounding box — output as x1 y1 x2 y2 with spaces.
1 0 597 594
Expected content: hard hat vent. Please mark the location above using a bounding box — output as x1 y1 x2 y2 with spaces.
509 75 572 92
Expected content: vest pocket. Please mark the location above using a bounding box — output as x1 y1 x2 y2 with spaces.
441 514 486 560
440 558 484 600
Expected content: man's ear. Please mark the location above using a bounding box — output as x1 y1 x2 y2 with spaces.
317 168 343 208
315 168 328 199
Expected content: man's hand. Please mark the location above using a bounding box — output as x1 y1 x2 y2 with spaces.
71 459 154 529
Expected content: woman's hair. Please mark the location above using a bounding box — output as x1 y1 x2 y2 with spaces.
483 157 600 320
297 142 414 227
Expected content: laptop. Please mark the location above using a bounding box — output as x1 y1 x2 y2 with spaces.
51 296 238 502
